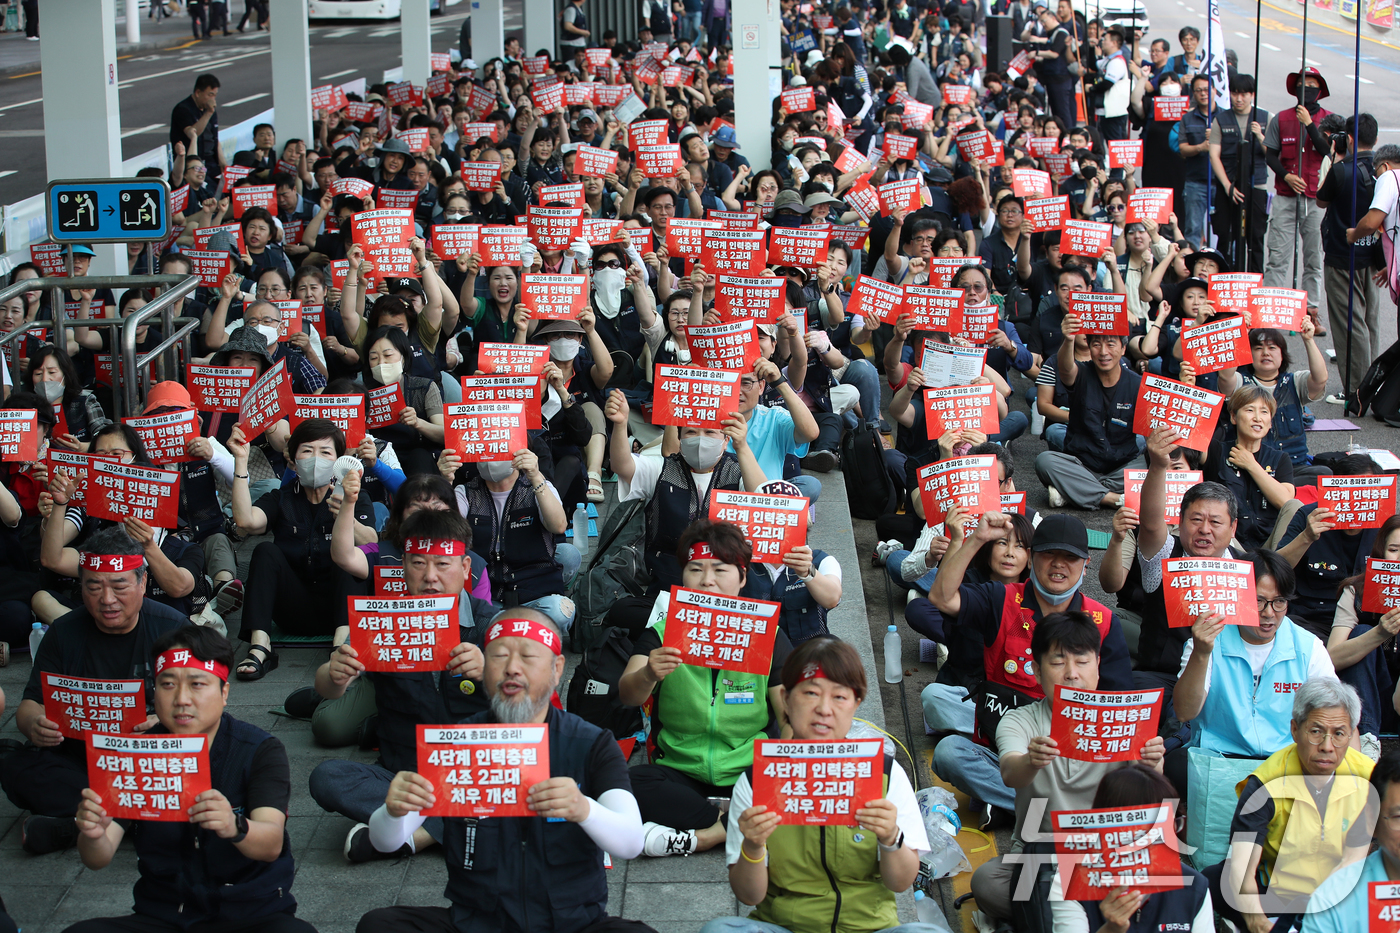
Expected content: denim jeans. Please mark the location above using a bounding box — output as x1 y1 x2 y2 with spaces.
991 410 1029 444
1044 422 1067 451
309 759 444 842
1182 179 1209 245
885 550 936 592
930 733 1015 812
840 358 882 428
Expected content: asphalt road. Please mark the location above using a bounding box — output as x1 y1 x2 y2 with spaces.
0 1 522 205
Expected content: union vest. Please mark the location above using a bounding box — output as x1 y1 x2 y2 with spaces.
369 376 438 454
1239 370 1309 466
741 551 831 645
1215 107 1271 188
460 473 561 603
1276 106 1333 199
643 452 745 588
1193 619 1318 758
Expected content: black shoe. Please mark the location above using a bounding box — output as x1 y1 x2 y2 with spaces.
344 822 411 863
801 449 838 473
978 803 1014 833
283 686 323 719
22 815 79 855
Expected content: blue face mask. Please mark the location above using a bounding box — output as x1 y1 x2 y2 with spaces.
1029 561 1085 605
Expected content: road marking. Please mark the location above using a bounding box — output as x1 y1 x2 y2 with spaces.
1346 73 1375 84
117 48 269 87
0 171 16 180
223 92 269 106
323 28 356 37
368 27 398 37
0 130 43 138
321 68 359 79
1236 31 1250 37
121 123 165 137
1261 42 1280 50
0 96 43 112
1259 0 1400 51
1306 57 1321 65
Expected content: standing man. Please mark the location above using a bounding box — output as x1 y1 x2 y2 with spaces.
1031 7 1075 125
1318 113 1381 412
1163 26 1200 77
1263 67 1334 333
560 0 589 57
1172 74 1214 246
171 74 225 189
1096 27 1131 141
1209 74 1270 273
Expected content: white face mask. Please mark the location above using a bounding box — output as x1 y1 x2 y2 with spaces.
593 267 627 319
680 434 726 471
36 381 63 404
549 337 581 361
479 460 516 483
295 456 335 488
372 361 404 385
1159 83 1182 97
254 324 280 346
445 212 468 222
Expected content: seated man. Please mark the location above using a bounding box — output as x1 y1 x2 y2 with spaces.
358 608 654 933
0 527 189 854
735 357 820 506
70 627 310 933
1206 678 1374 933
307 509 488 861
1167 548 1337 802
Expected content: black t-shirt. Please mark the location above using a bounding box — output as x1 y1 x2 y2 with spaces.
254 483 376 582
244 736 292 813
170 96 220 170
1318 153 1380 268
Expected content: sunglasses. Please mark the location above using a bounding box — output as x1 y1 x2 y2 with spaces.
595 259 624 269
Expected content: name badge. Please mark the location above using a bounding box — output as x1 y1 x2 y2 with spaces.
724 691 755 704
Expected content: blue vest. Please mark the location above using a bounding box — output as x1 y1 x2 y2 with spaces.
741 549 831 645
1241 370 1310 466
1193 619 1316 758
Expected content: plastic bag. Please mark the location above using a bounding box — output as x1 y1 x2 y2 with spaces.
915 786 971 880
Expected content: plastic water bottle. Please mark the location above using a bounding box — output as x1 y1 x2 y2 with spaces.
28 621 46 656
913 890 939 926
572 504 589 558
884 624 902 684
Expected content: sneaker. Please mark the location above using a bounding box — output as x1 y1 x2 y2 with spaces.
872 539 904 567
907 589 920 606
935 642 948 669
1324 393 1348 405
979 803 1014 832
21 814 78 854
801 449 838 473
1362 732 1382 762
344 822 411 863
641 821 697 857
212 578 245 616
706 796 732 815
1325 347 1338 360
1047 485 1065 508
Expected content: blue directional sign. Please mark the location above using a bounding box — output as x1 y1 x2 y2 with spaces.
46 177 170 244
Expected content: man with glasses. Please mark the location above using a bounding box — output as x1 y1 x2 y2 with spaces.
1171 74 1215 246
1207 677 1374 933
978 196 1033 300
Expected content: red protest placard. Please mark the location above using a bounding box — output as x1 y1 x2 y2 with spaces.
956 306 998 343
386 81 423 108
1106 140 1143 169
1011 169 1052 199
916 455 999 527
186 365 255 413
1153 96 1191 122
374 565 407 597
703 231 766 274
445 402 530 462
47 449 121 508
365 381 407 430
460 161 503 192
1318 475 1399 530
1208 273 1264 317
661 64 694 87
239 359 294 439
956 130 993 162
231 184 276 218
848 276 904 325
902 287 965 331
124 409 199 465
687 319 760 372
1006 49 1035 77
352 209 416 278
460 121 499 146
1160 557 1259 628
628 119 670 148
301 304 325 341
1362 558 1400 614
169 184 191 215
1371 882 1400 933
182 249 234 288
1069 292 1130 335
1053 804 1186 900
342 100 381 122
925 256 980 289
0 410 38 461
1026 135 1061 159
709 211 760 232
271 299 304 342
331 177 377 200
922 384 999 436
88 460 181 528
1248 287 1308 332
585 47 613 69
30 243 67 276
882 133 920 161
432 224 480 261
1062 220 1113 258
521 273 588 321
582 218 625 247
1180 315 1251 374
1045 151 1075 178
291 394 366 447
665 218 721 260
652 365 742 428
707 488 809 564
942 84 974 106
877 179 922 215
527 206 584 250
844 176 881 222
311 83 349 111
1026 196 1069 233
714 276 786 324
1127 187 1174 225
478 343 550 375
87 733 211 823
1121 470 1203 525
397 128 432 154
663 585 781 675
522 53 550 74
418 723 550 818
1132 375 1225 452
223 165 254 184
574 145 619 179
478 226 529 266
834 146 868 173
637 144 684 178
769 227 831 269
348 595 459 673
1001 492 1027 514
1050 686 1164 763
43 673 147 740
780 86 816 113
459 375 542 429
530 81 564 113
750 738 884 825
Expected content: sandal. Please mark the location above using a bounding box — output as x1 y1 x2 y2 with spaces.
586 472 604 503
236 643 279 681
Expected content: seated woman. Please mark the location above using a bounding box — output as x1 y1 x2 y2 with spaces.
362 325 445 476
617 519 794 859
1200 384 1295 551
739 479 844 646
1219 323 1331 482
530 315 613 510
229 418 377 680
26 347 109 452
700 636 933 933
1329 513 1400 756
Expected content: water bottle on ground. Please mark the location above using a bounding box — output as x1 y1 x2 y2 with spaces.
572 503 589 558
883 625 902 684
28 621 46 656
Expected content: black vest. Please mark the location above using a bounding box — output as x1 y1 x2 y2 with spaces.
590 295 645 364
461 473 561 603
131 715 297 928
179 458 225 542
1138 538 1237 674
644 452 746 588
1063 364 1139 474
441 709 610 933
741 549 831 645
370 376 437 454
1214 108 1270 188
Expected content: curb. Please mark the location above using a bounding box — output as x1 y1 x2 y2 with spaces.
0 30 196 79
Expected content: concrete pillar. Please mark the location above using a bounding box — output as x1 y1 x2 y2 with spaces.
42 0 124 275
731 0 781 171
402 0 432 87
270 0 313 143
472 0 505 64
126 0 140 43
523 0 553 58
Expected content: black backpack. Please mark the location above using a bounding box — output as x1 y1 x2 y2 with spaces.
841 421 897 520
567 497 649 652
565 626 645 740
1357 338 1400 426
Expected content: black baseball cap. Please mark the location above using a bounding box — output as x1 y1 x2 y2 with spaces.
1031 514 1090 560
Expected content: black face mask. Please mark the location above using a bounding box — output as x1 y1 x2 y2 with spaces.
886 122 902 134
1080 164 1097 180
1302 87 1321 107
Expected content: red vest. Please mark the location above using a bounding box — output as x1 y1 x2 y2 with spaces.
1275 106 1332 199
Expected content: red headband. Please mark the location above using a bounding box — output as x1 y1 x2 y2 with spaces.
155 648 230 683
484 616 562 655
404 537 467 557
80 553 146 574
798 661 827 683
687 542 715 563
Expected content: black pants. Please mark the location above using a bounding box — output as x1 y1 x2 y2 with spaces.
65 911 316 933
358 907 657 933
1213 184 1268 274
603 593 656 640
236 0 265 29
240 541 338 641
0 745 88 817
1202 860 1303 933
188 1 208 36
208 0 228 31
629 762 727 830
21 0 36 37
1099 114 1129 141
1045 77 1076 126
811 411 843 454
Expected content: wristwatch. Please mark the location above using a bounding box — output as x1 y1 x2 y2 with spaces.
769 374 788 388
230 813 249 844
878 830 905 852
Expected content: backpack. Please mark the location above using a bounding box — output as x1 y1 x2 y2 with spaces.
568 496 650 652
1356 338 1400 427
565 625 645 740
841 421 898 520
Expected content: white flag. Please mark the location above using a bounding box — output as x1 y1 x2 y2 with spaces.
1204 0 1231 110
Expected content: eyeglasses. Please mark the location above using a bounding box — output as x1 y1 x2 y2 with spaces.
256 286 289 298
1301 725 1352 746
596 259 623 269
1256 597 1289 613
1107 203 1126 212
